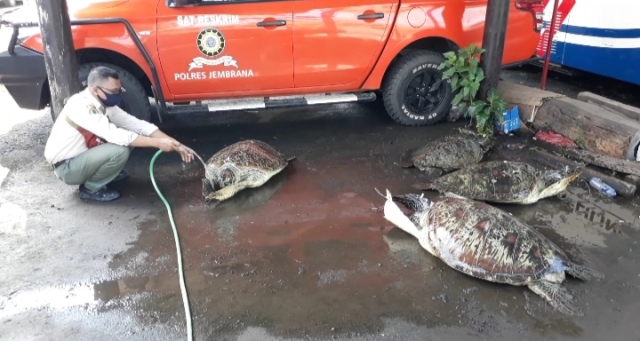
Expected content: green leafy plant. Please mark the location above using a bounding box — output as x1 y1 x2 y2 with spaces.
470 88 507 136
438 43 507 137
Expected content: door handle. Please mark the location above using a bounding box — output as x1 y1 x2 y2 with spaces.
257 20 286 27
357 13 384 20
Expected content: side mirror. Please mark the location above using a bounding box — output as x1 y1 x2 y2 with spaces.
167 0 201 8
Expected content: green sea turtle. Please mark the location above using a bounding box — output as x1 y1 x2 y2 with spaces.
412 161 581 205
202 140 295 205
377 188 604 315
397 129 492 177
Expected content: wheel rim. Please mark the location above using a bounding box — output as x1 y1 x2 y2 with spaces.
404 69 447 115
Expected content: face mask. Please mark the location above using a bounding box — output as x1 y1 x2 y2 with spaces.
99 92 122 107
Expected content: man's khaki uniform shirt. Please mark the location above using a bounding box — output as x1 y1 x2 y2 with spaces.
44 88 159 165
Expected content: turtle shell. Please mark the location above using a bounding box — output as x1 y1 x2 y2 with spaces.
205 140 290 186
419 161 540 203
427 197 569 284
412 135 486 172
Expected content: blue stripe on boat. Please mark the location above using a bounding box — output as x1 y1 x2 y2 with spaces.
541 23 640 39
542 42 640 86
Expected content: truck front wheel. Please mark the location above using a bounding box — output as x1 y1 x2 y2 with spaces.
382 50 454 126
77 62 151 122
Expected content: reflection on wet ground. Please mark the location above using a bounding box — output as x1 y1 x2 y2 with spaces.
3 115 640 340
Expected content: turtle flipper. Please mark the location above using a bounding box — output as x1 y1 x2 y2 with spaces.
205 182 250 205
442 192 468 200
565 262 605 281
412 181 435 190
527 281 583 316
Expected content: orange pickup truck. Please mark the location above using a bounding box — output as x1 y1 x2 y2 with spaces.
0 0 542 126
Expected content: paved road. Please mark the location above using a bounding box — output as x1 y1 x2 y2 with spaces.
1 65 640 340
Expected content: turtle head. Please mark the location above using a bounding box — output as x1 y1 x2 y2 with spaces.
204 167 238 190
375 188 431 240
204 166 220 189
536 168 582 199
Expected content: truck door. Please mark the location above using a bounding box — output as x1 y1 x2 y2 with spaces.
156 1 294 97
292 0 394 88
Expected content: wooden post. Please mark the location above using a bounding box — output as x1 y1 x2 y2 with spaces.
478 0 511 101
35 0 81 121
531 97 640 159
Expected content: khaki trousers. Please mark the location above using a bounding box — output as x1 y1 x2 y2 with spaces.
54 143 131 192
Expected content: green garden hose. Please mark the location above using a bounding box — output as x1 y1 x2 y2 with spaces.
149 149 194 341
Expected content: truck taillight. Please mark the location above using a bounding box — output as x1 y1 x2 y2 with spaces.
515 0 545 32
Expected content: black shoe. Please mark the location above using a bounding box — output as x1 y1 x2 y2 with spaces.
78 185 121 202
111 170 129 183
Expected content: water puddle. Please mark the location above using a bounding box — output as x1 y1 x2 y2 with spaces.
90 156 637 339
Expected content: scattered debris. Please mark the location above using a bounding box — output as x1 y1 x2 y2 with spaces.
531 149 637 198
589 178 617 197
534 130 578 149
432 294 448 302
494 106 521 134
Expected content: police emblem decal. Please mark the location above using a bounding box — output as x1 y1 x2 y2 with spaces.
196 28 225 57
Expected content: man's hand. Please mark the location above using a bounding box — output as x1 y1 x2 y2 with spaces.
156 138 194 163
177 145 194 163
157 138 181 152
132 131 195 163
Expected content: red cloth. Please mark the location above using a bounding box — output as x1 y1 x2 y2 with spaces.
77 126 102 149
535 130 578 149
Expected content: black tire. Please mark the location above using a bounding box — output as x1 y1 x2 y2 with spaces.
382 50 454 126
77 62 151 122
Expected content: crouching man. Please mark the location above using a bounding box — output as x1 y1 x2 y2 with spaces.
44 66 194 202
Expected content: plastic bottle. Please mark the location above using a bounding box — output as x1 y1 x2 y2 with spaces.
589 178 616 197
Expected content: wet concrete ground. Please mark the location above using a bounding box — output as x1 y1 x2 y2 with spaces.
2 68 640 341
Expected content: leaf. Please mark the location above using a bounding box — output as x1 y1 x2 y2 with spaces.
471 100 485 110
468 101 485 117
443 51 456 59
463 86 470 98
493 100 507 113
470 82 480 99
442 67 456 78
476 68 485 83
476 113 490 128
452 91 465 105
451 74 459 90
471 80 481 91
468 61 478 77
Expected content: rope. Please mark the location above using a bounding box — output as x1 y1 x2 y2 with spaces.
149 149 194 341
